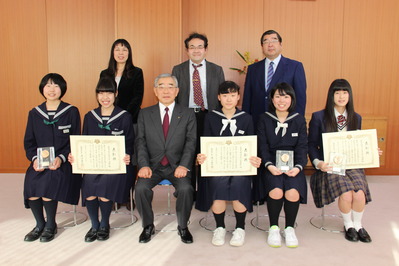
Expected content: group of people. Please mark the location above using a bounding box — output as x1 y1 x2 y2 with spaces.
23 30 380 248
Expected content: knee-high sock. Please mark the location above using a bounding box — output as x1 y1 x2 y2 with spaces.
267 196 284 227
234 210 247 230
284 198 300 228
340 210 354 230
43 200 58 229
213 211 225 228
29 198 45 230
99 200 113 229
86 198 100 229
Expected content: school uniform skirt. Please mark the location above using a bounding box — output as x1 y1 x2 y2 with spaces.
310 169 371 208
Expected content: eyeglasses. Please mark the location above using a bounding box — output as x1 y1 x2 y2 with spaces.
188 45 205 50
156 86 176 90
262 39 280 44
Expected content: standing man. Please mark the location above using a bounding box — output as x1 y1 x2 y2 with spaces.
172 32 225 194
135 74 196 244
243 29 306 126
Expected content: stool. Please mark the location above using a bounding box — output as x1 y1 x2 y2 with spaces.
155 179 177 232
310 206 344 233
57 204 87 229
110 188 138 229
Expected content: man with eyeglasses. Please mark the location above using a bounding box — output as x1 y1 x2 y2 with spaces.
172 32 225 201
135 74 196 244
242 29 306 126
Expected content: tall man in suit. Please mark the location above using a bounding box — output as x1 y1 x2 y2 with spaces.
172 32 225 194
243 30 306 126
135 74 197 244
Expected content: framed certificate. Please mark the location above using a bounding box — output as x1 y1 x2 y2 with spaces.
322 129 380 169
200 135 257 177
37 147 55 169
70 135 126 174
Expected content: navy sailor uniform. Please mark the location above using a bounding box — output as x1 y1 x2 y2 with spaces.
257 111 308 203
23 101 81 208
81 106 135 205
195 108 254 212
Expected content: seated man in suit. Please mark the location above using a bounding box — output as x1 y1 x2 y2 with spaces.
135 73 197 244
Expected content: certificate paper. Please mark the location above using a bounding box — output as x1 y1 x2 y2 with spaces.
322 129 379 169
200 135 257 176
70 135 126 174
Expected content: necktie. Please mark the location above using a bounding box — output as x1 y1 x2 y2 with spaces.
337 114 346 130
161 107 169 166
266 61 274 90
193 64 204 109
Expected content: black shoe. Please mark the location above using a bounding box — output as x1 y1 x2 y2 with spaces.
40 227 57 242
177 226 193 244
344 227 359 242
24 227 43 242
358 228 372 243
85 228 98 242
139 224 155 243
97 227 110 241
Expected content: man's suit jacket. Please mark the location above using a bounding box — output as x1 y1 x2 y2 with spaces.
242 56 306 125
172 60 225 111
136 103 197 171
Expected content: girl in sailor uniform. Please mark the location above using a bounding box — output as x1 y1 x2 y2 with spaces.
196 81 261 247
69 77 134 242
257 82 308 248
308 79 382 243
23 73 81 242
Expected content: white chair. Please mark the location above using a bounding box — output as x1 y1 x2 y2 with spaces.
310 206 344 233
57 204 87 229
110 188 138 229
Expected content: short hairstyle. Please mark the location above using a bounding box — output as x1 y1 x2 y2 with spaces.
184 32 208 49
105 39 136 78
260 29 282 45
324 78 358 132
39 73 67 99
154 73 179 88
96 76 117 94
218 81 240 95
268 82 296 113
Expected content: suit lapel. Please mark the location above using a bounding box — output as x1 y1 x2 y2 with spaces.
165 104 182 146
271 56 286 88
149 105 165 142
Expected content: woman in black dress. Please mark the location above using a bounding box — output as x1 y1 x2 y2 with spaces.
69 77 135 242
197 81 261 247
23 73 81 242
258 83 308 248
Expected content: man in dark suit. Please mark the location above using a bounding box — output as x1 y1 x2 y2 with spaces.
172 32 225 194
243 30 306 126
135 74 196 244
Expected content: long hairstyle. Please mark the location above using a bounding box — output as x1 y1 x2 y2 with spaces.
324 79 358 132
105 39 136 79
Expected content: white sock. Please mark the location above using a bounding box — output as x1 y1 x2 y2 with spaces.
340 210 354 230
352 210 364 231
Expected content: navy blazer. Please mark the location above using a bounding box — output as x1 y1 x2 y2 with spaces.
242 56 306 125
308 110 362 167
136 103 197 171
172 60 225 111
100 67 144 123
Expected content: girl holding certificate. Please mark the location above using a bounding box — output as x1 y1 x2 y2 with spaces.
257 82 308 248
23 73 81 242
308 79 381 243
196 81 261 247
69 77 134 242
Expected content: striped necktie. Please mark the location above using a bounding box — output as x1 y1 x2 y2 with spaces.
266 61 274 90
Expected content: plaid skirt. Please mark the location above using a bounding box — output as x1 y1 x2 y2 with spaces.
310 169 371 208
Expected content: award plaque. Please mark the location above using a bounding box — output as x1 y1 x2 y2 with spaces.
276 150 294 172
37 147 55 169
328 152 347 176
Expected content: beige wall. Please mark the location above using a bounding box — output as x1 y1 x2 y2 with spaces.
1 0 398 174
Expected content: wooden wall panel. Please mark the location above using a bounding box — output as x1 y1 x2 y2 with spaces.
46 0 115 119
0 0 48 172
116 0 182 108
342 0 399 174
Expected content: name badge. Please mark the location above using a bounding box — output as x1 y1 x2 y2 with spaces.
238 130 245 135
292 133 298 137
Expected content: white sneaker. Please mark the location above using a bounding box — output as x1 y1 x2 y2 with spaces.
212 227 226 246
230 228 245 247
267 225 281 247
284 226 298 248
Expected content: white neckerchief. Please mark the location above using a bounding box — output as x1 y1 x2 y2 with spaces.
221 119 237 136
266 111 299 137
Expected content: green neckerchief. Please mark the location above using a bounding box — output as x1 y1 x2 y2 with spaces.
43 119 59 125
98 123 111 131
